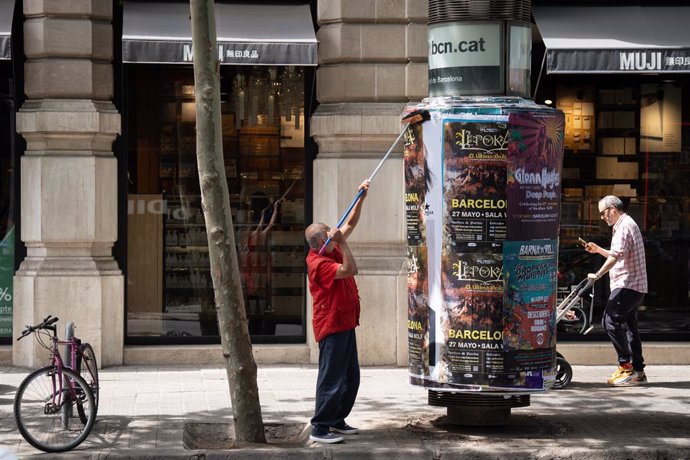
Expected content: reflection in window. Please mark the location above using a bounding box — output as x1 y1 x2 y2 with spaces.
126 65 306 341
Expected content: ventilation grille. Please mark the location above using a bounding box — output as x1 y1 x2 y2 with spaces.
428 0 532 24
428 391 531 408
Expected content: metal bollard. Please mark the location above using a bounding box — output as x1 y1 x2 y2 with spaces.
64 322 75 368
61 321 76 429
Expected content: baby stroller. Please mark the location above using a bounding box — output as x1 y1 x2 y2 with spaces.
552 277 595 389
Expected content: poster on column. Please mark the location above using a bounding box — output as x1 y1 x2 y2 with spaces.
404 121 427 246
506 111 564 241
407 246 430 378
502 239 558 372
442 117 508 246
439 243 504 386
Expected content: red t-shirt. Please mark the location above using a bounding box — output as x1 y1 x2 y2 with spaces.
306 246 360 342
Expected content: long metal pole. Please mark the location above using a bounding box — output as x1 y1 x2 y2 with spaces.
317 128 408 254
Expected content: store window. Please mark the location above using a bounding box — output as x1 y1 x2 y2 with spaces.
549 77 690 339
125 64 307 341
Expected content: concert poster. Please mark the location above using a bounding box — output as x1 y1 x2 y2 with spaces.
407 246 430 377
439 243 504 386
442 118 508 246
404 121 427 246
506 111 565 241
502 239 558 372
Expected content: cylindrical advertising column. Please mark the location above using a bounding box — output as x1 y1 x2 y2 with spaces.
406 98 564 392
405 0 565 424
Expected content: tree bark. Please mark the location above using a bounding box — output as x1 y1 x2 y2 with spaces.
189 0 266 443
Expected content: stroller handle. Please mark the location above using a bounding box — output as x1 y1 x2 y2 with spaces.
556 277 595 323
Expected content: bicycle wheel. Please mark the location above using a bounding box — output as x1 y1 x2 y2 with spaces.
77 343 99 415
14 366 96 453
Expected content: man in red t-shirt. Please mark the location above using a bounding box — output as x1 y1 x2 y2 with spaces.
304 180 369 444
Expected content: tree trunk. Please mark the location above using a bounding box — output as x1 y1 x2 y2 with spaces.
189 0 266 443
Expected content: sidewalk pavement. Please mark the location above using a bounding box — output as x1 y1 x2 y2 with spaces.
1 364 689 459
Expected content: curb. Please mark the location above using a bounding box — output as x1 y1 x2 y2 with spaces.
37 446 690 460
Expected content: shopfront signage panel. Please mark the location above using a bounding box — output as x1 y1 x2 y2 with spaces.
548 49 690 74
123 40 316 66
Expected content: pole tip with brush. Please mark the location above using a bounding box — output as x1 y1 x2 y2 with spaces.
402 109 431 125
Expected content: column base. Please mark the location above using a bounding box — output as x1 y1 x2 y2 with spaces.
428 391 531 426
13 269 124 368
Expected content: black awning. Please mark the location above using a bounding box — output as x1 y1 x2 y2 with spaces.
122 2 317 66
533 6 690 74
0 0 13 60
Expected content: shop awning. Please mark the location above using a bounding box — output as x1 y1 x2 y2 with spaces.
122 2 317 66
0 0 13 60
533 6 690 74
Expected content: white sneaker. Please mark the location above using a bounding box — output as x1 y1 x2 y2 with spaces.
309 432 344 444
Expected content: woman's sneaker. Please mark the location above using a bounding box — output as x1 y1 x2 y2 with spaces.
309 432 344 444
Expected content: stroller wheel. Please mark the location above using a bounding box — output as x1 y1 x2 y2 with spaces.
552 355 573 390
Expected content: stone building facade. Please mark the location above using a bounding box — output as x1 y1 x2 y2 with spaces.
6 0 689 368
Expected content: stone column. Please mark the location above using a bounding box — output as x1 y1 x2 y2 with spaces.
13 0 123 367
310 0 428 365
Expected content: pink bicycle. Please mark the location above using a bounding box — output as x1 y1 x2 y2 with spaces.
13 315 99 452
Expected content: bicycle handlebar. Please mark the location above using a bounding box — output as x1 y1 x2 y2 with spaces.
17 315 59 341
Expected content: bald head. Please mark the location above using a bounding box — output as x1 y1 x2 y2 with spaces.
305 223 329 249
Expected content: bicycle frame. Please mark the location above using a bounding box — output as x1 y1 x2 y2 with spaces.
62 331 99 403
54 336 80 371
24 321 87 428
42 331 84 428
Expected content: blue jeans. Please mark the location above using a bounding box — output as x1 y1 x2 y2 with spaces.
602 288 645 371
311 329 360 435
